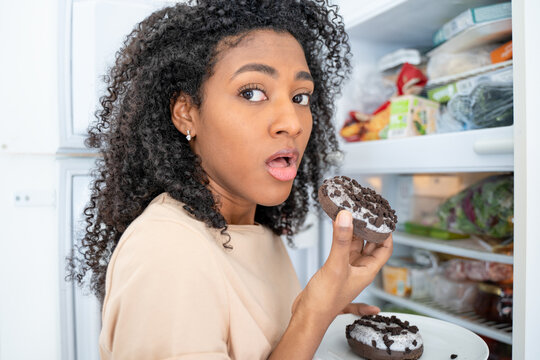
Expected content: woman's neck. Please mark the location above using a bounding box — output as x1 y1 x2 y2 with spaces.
208 182 257 225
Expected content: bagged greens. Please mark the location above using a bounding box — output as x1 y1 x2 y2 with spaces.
447 83 513 129
437 175 513 238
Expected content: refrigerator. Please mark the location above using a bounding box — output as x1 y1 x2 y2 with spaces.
320 0 540 359
1 0 538 359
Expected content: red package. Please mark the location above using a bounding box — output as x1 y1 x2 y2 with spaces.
396 63 428 96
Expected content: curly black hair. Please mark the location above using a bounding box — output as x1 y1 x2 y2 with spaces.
67 0 351 301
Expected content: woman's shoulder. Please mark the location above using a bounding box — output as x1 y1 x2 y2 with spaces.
102 193 229 312
116 193 215 255
128 192 207 234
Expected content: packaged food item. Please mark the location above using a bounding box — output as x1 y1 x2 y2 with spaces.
378 49 425 83
339 63 427 142
432 2 512 46
364 106 391 141
430 273 478 311
473 282 513 324
448 83 513 129
382 259 411 297
395 63 428 96
444 259 513 283
381 257 434 299
404 222 469 240
339 107 391 142
393 175 462 228
437 174 513 239
427 66 512 103
347 64 396 115
427 49 492 80
491 41 513 63
436 104 466 134
388 95 439 138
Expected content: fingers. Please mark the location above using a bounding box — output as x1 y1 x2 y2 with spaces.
341 303 380 316
349 239 365 264
352 233 393 271
325 210 353 270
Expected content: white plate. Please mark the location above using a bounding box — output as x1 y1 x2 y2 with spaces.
314 312 489 360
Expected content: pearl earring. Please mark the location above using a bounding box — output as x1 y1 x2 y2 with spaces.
186 130 192 141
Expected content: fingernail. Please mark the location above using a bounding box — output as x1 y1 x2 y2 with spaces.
338 211 352 227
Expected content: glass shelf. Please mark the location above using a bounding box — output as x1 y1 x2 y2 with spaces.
393 231 513 264
370 286 512 344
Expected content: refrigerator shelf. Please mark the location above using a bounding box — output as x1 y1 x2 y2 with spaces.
394 231 513 264
370 286 513 345
340 125 513 175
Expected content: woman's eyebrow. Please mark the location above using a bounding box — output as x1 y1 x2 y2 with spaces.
232 63 277 79
231 63 314 83
295 71 313 83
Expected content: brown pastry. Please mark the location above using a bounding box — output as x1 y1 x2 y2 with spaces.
318 176 397 243
346 314 424 360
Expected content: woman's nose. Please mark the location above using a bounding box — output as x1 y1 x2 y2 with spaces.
269 99 304 138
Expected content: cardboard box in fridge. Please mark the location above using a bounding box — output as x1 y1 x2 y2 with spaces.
388 95 439 138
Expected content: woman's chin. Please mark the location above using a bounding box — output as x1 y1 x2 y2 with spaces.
256 187 294 207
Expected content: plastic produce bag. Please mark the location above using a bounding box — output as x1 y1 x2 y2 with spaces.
436 104 466 133
347 64 395 115
447 83 513 129
437 175 513 238
444 259 513 283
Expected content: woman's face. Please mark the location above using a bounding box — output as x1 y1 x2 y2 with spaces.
188 30 313 209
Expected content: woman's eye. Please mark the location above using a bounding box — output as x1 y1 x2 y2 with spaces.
240 89 267 102
292 94 310 106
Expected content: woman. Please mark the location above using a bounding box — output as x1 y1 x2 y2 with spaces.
67 1 393 359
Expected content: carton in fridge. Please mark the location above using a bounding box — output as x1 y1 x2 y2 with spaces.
388 95 439 138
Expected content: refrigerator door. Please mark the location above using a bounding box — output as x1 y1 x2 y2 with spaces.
58 157 101 360
63 0 164 150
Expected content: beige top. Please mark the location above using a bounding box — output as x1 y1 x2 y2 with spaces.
99 193 301 360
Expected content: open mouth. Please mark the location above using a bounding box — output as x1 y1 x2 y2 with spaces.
265 149 299 181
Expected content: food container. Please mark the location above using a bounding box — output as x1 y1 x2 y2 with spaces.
444 258 513 283
388 95 439 138
382 257 433 299
430 274 478 311
473 282 513 324
404 222 469 240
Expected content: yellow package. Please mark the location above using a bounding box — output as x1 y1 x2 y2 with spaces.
382 264 411 297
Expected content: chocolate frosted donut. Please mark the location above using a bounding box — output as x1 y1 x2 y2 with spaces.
318 176 397 243
346 314 424 360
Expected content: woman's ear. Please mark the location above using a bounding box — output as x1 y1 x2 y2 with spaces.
171 93 198 139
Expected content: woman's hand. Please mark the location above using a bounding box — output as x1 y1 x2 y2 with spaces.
268 210 391 359
291 210 393 327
